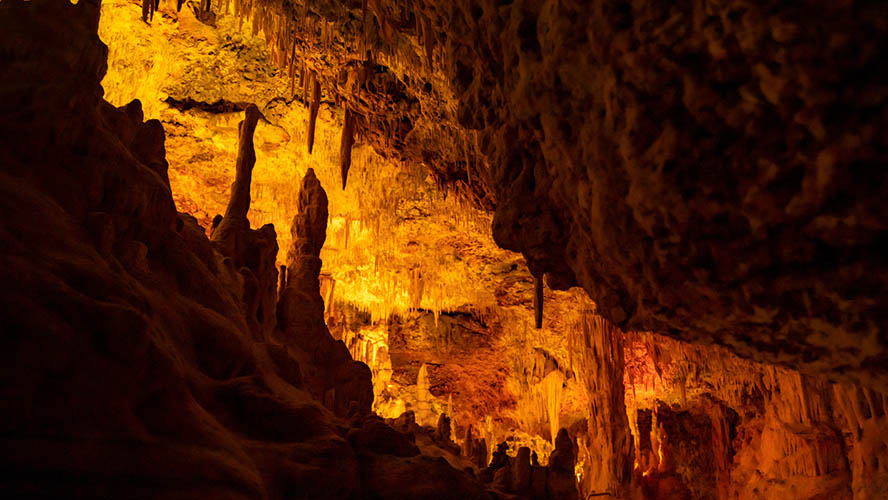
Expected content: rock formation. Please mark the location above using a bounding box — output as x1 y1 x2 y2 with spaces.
625 330 888 500
2 0 886 499
211 103 278 340
208 0 887 390
307 71 320 154
0 2 492 497
453 0 888 390
340 107 357 189
571 314 634 498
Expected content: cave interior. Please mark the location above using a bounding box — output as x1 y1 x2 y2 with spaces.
1 0 886 499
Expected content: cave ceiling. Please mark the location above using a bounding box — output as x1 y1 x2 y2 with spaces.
2 0 887 498
100 0 888 391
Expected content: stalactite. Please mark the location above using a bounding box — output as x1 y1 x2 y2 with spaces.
307 72 320 154
288 38 297 98
141 0 155 23
533 272 544 329
414 1 421 38
264 10 273 47
251 6 260 36
339 108 356 190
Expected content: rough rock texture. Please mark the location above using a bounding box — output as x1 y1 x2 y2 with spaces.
570 315 634 499
228 0 887 389
0 1 492 497
210 103 279 341
468 0 888 390
624 331 888 500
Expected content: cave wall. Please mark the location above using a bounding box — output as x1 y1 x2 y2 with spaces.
210 0 887 390
626 332 888 500
457 0 888 390
0 1 493 497
5 1 883 498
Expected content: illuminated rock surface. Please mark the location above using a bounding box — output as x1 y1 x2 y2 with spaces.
0 2 485 497
1 0 886 499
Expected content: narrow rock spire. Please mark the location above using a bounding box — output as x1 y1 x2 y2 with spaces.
278 265 287 297
339 108 356 189
212 104 260 244
307 73 321 154
277 168 328 330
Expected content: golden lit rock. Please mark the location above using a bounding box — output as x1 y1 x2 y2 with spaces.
2 0 886 499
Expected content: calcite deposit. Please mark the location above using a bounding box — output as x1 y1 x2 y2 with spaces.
1 0 886 499
0 1 487 497
156 0 887 389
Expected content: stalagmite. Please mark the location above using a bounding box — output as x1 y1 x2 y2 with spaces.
415 363 433 424
534 272 544 329
463 425 474 457
199 104 277 341
339 107 356 189
474 437 488 469
211 104 260 247
511 447 532 492
307 73 320 154
436 413 452 442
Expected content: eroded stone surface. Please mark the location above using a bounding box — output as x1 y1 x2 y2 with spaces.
214 0 887 389
0 2 493 496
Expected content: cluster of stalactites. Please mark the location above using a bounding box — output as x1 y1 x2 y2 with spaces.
226 0 449 196
514 370 565 446
620 328 888 498
340 323 393 407
228 0 363 191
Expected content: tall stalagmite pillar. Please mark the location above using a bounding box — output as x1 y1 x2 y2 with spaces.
276 168 373 416
209 104 278 341
211 103 261 252
278 167 329 333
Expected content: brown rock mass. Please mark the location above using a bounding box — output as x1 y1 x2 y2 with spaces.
208 0 886 389
2 0 887 499
0 1 492 497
